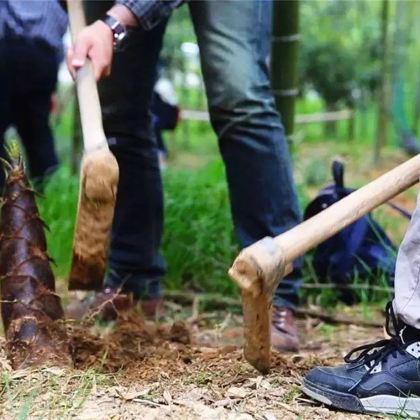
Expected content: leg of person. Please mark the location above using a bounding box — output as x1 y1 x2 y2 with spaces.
82 2 167 317
12 39 59 192
302 192 420 416
0 40 15 190
189 0 302 350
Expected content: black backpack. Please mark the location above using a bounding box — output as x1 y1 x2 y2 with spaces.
304 161 410 299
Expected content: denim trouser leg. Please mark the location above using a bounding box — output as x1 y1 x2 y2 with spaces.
393 190 420 329
0 39 59 191
189 0 302 309
85 2 167 299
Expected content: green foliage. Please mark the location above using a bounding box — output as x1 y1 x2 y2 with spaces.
303 43 357 107
37 167 79 277
163 161 238 294
5 139 21 162
160 6 196 74
302 159 329 186
299 0 382 108
43 0 420 303
42 105 412 308
38 159 238 297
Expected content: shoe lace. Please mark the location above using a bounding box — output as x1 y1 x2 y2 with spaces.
343 302 406 391
272 308 288 330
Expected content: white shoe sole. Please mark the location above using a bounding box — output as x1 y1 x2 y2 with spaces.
303 380 420 417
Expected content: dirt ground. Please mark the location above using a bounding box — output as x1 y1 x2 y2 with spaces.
0 303 387 420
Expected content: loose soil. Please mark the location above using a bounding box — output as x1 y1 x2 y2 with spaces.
0 303 386 419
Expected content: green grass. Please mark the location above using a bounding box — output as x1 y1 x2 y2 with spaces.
39 159 238 296
37 166 79 279
163 160 237 294
0 368 114 419
38 95 413 304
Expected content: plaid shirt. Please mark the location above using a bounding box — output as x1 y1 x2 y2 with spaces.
0 0 67 59
116 0 183 31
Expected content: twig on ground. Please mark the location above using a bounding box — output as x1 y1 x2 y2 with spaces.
275 401 300 415
187 296 201 323
300 283 393 293
164 290 383 328
296 308 383 328
164 290 240 309
132 398 163 408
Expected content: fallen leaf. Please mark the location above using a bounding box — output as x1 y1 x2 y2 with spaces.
213 398 232 407
115 387 152 401
163 389 172 405
226 386 250 399
43 367 66 376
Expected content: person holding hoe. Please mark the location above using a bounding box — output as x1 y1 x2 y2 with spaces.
67 0 303 352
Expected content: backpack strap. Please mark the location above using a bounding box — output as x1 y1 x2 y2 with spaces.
332 160 411 220
385 202 412 220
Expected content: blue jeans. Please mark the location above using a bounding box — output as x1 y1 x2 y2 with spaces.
189 0 302 308
86 1 302 308
0 38 59 191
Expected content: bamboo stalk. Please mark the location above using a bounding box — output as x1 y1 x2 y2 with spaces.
0 149 71 369
271 0 300 139
374 0 391 164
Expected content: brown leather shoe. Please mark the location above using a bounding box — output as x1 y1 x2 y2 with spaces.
140 298 165 319
271 306 299 352
91 288 134 321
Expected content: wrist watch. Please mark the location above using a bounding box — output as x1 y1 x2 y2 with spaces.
100 15 127 48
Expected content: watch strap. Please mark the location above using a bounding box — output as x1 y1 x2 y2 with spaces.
100 15 126 47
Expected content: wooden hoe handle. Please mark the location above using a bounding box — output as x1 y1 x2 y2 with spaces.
67 0 119 291
67 0 108 152
229 153 420 373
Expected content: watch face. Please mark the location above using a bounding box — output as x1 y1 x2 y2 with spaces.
116 32 126 42
102 15 126 46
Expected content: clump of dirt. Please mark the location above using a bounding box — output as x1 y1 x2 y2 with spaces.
69 311 324 388
70 313 192 373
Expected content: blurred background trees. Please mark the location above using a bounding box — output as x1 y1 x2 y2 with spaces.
41 0 420 304
51 0 417 161
148 0 420 159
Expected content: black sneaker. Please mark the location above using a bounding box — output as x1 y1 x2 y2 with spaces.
302 302 420 416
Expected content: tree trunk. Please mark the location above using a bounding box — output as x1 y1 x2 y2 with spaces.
271 0 300 141
0 148 71 369
347 112 356 141
324 104 338 138
391 0 411 137
374 0 390 165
